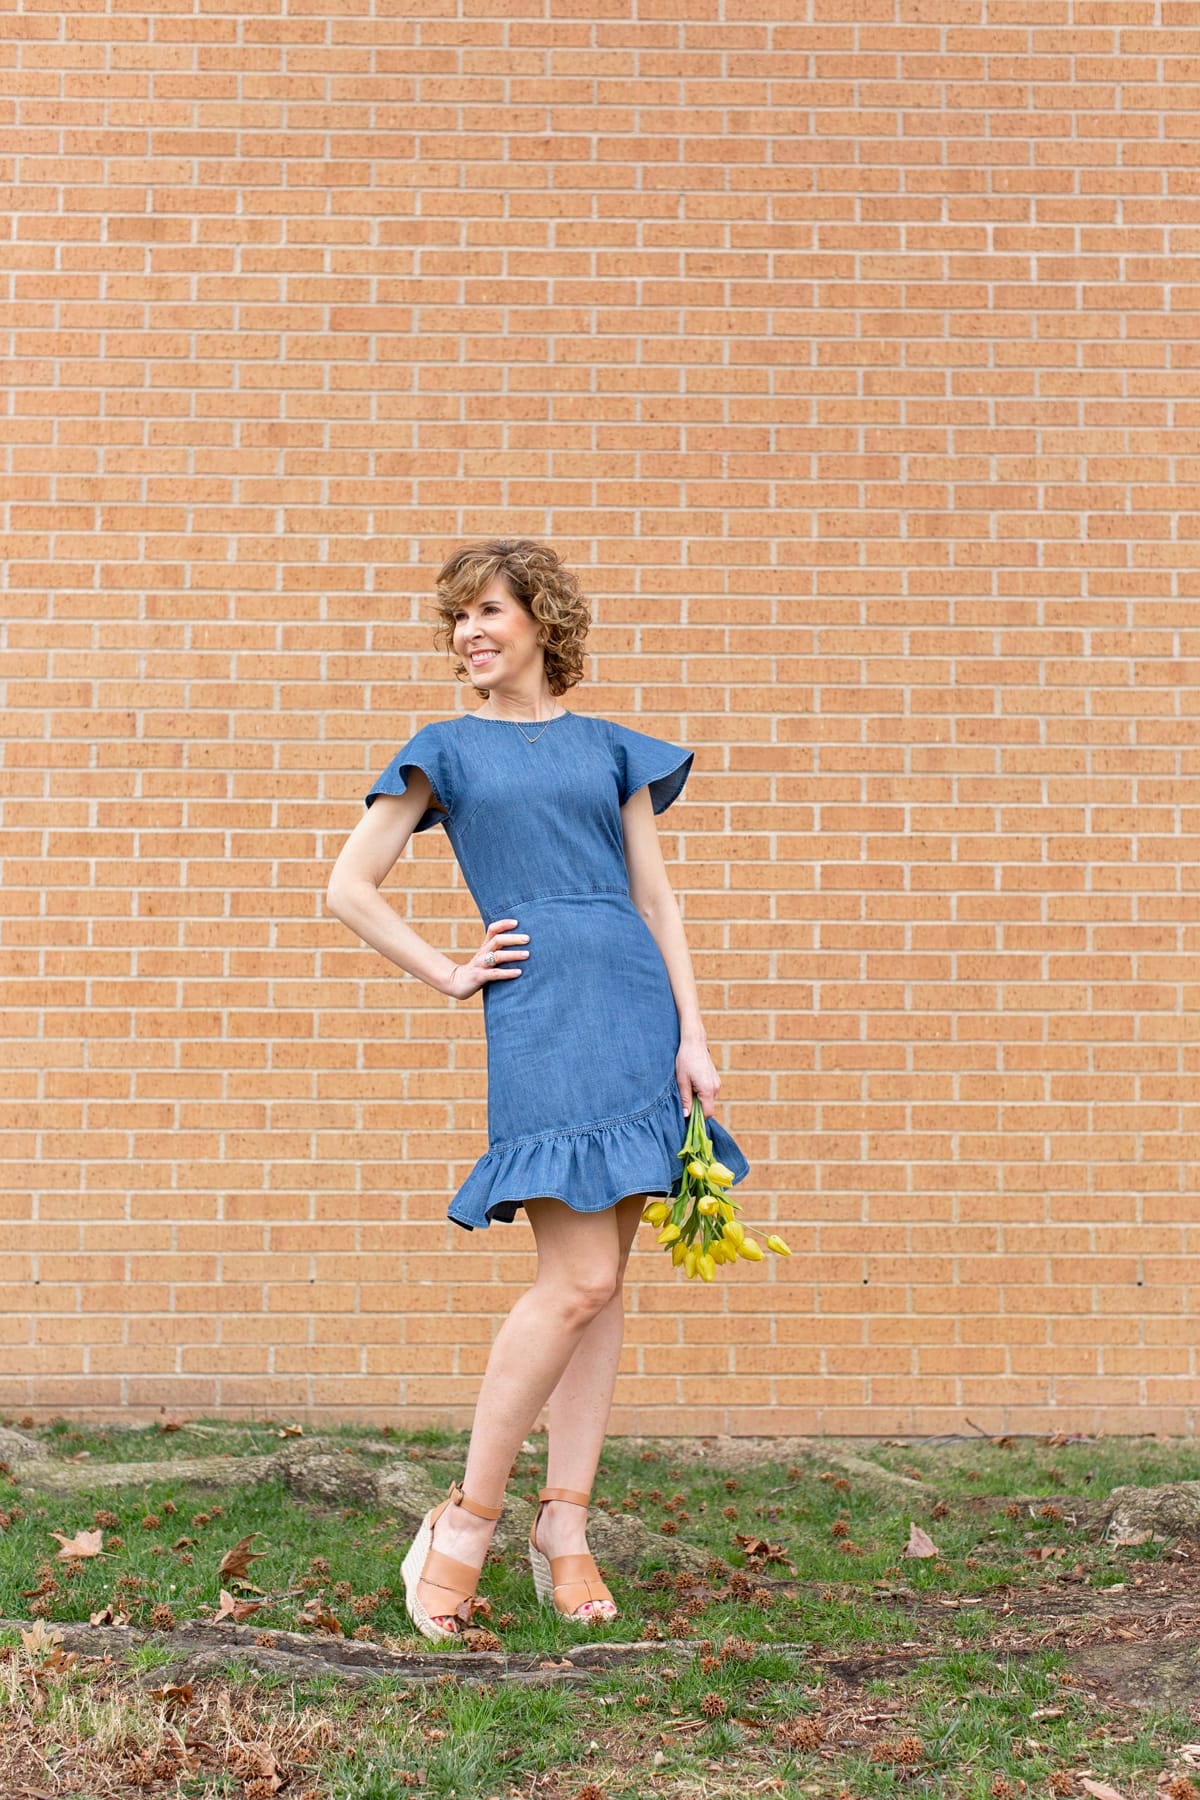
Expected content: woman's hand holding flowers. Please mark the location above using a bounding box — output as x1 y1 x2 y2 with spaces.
675 1036 721 1117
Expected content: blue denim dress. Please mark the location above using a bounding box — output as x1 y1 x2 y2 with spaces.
365 711 750 1231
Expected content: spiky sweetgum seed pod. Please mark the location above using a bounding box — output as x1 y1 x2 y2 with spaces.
990 1777 1015 1799
700 1693 727 1718
94 1508 119 1528
895 1736 924 1764
780 1716 825 1750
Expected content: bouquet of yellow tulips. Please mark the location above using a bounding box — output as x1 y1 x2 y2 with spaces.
642 1098 790 1280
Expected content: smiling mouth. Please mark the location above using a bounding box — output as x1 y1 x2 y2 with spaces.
468 650 498 666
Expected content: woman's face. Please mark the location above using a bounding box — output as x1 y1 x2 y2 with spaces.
451 577 544 692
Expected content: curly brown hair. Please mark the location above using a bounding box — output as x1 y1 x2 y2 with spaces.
433 538 590 698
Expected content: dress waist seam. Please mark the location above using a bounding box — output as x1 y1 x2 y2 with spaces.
483 886 633 912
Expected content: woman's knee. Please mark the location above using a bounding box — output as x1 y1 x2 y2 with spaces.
544 1264 621 1325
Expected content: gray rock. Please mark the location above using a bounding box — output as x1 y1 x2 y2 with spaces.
583 1507 708 1577
375 1462 450 1529
272 1439 381 1508
1100 1480 1200 1545
0 1427 48 1465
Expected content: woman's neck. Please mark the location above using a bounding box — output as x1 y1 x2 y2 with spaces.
474 689 562 722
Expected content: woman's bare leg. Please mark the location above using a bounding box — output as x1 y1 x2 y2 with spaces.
414 1197 625 1629
535 1192 646 1618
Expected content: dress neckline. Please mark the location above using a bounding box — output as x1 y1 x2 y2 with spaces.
461 710 575 726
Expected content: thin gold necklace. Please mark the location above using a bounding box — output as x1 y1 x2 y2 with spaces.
479 707 563 744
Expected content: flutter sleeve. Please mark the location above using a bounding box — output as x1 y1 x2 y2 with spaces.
364 724 454 832
609 720 694 815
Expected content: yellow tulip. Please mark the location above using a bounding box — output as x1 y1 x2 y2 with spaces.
657 1222 681 1245
722 1219 745 1248
697 1195 719 1216
718 1199 736 1221
687 1159 708 1180
766 1234 792 1256
697 1252 715 1282
671 1240 687 1266
642 1201 670 1225
683 1245 700 1279
737 1236 764 1262
708 1161 735 1187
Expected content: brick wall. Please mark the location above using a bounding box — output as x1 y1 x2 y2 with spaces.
3 0 1196 1435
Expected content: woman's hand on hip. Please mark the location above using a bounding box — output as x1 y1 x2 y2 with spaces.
448 919 529 1001
676 1039 720 1118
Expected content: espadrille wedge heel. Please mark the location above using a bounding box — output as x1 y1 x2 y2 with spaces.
400 1480 503 1642
528 1485 616 1623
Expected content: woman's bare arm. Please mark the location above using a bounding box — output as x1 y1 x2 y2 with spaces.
325 771 527 1000
621 785 721 1113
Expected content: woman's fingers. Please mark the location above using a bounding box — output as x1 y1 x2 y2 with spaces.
482 918 529 976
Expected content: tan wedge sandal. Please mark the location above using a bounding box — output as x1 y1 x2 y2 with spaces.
400 1479 503 1642
528 1485 617 1623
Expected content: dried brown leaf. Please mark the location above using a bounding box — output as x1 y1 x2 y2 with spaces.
148 1681 193 1713
49 1526 105 1561
19 1620 63 1659
218 1533 267 1581
88 1604 130 1627
213 1588 264 1624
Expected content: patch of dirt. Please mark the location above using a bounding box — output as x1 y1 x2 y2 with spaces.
1067 1630 1200 1712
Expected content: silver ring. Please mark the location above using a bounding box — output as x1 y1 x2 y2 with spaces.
483 950 496 967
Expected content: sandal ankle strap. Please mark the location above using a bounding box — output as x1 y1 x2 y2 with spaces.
449 1480 503 1521
537 1485 591 1507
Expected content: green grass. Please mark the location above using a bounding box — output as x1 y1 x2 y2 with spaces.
2 1423 1200 1797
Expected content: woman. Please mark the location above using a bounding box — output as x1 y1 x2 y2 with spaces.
325 538 748 1640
